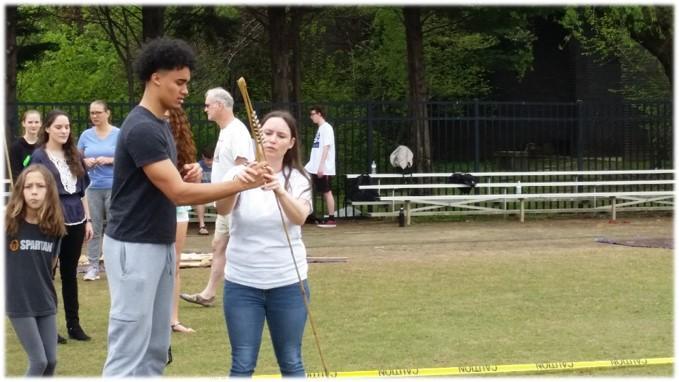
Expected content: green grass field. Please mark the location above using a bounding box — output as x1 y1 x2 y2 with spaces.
4 216 674 377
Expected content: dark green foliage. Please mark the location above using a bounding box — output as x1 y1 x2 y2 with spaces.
15 6 59 69
560 6 672 100
12 6 671 105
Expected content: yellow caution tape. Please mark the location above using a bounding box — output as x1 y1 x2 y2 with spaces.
255 357 673 378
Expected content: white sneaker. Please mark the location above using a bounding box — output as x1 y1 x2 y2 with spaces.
83 267 100 281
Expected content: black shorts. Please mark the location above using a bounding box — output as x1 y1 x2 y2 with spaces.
311 174 333 194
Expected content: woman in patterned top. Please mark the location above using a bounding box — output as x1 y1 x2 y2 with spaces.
30 110 94 342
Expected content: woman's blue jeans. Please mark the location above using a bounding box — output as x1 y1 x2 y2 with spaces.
223 280 309 377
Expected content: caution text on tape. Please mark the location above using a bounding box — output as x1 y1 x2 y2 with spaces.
255 357 673 378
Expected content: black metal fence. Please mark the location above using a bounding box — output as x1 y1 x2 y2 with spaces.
13 100 673 218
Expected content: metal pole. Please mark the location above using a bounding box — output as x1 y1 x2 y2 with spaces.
576 100 584 171
367 102 374 174
474 99 480 172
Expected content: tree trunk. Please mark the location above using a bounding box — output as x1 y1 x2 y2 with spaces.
142 6 165 41
139 6 165 102
6 6 18 144
630 6 672 86
404 7 431 172
290 7 304 117
268 7 290 104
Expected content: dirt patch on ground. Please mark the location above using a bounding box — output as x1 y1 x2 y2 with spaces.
79 215 672 272
180 215 673 262
596 237 673 249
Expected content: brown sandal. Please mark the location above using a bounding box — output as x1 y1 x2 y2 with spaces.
171 322 195 333
179 293 215 307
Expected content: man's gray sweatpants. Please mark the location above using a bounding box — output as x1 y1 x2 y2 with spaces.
101 235 175 377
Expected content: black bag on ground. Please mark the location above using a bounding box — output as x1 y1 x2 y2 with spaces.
349 174 379 201
448 173 478 194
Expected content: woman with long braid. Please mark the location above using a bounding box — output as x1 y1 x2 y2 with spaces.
167 107 199 334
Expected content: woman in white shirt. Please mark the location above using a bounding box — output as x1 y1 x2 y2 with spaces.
217 110 312 377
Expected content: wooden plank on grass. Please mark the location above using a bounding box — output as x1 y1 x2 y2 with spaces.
178 253 348 267
307 257 348 263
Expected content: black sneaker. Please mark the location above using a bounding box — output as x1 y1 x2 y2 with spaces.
167 346 173 365
317 218 337 228
68 325 91 341
57 334 67 344
305 214 321 224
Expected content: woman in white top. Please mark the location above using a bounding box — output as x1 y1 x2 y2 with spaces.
217 110 312 377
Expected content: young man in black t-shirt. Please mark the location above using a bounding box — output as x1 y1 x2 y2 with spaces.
102 38 266 377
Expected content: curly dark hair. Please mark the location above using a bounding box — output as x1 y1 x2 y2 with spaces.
167 108 197 172
133 38 196 83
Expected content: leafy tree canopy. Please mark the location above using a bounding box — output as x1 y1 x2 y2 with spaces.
18 13 127 102
13 5 671 104
560 6 671 100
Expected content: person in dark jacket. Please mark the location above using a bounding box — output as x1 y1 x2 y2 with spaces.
30 110 94 343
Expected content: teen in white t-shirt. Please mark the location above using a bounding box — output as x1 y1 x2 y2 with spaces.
304 106 337 227
217 110 312 377
304 121 335 176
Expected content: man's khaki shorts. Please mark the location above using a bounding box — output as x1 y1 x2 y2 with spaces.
214 214 230 238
